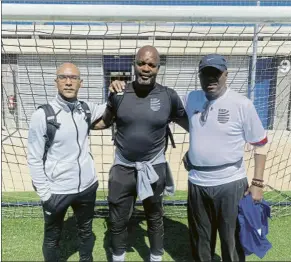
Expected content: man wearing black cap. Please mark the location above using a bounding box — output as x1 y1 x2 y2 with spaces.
183 54 268 261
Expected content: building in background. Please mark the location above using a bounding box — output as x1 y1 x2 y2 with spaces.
1 0 291 130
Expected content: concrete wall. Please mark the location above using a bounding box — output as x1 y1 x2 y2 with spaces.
1 64 19 130
273 57 291 130
2 127 290 193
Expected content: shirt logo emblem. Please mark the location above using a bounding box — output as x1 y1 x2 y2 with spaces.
217 108 230 123
150 98 161 112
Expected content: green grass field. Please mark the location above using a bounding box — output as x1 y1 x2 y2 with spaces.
2 215 291 261
2 191 291 261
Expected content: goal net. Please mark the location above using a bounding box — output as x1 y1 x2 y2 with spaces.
2 2 291 218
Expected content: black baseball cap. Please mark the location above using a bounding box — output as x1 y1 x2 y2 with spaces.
199 54 227 72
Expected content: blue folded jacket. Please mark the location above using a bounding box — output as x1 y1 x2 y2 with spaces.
238 194 272 259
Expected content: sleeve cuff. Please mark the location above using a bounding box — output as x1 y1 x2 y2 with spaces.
250 136 268 146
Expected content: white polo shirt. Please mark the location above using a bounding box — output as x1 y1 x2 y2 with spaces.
183 88 267 187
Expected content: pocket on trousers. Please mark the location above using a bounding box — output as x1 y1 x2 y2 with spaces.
236 178 248 199
107 166 117 203
42 194 56 213
79 181 99 199
107 165 129 204
237 177 248 190
42 194 68 214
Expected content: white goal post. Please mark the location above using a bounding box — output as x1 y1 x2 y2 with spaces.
3 3 291 23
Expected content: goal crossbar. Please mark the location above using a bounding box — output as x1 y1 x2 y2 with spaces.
3 3 291 23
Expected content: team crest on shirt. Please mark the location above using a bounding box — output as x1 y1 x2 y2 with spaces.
217 108 230 123
150 98 161 111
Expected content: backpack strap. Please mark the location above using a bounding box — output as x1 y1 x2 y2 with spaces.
38 104 61 163
79 101 91 135
165 87 176 152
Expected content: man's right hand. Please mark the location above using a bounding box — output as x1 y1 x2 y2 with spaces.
109 80 126 93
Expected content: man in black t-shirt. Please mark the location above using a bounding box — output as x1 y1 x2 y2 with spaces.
94 45 188 262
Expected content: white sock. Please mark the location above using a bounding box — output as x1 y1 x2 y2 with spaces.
150 254 162 261
112 252 126 262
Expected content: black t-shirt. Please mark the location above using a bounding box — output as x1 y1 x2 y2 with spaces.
106 83 186 162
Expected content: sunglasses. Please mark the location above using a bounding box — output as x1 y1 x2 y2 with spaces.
56 75 81 82
199 67 223 78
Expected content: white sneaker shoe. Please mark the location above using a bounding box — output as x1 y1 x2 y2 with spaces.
112 252 126 262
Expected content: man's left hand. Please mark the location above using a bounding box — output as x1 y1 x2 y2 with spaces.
244 185 263 202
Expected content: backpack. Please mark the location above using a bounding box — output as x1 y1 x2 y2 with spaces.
111 83 176 152
38 101 91 163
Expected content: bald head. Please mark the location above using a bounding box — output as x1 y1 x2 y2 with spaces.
57 63 80 76
136 45 160 65
134 45 160 87
55 63 82 102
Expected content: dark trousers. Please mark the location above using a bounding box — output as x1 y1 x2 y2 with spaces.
42 181 98 262
187 178 248 262
108 163 166 256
